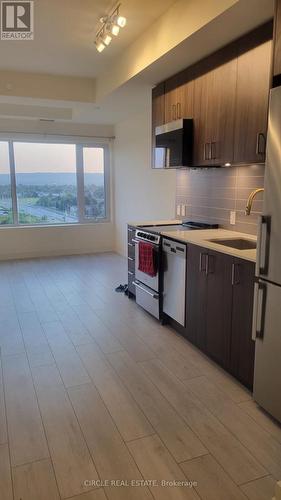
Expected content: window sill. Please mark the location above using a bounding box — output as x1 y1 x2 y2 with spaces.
0 220 111 230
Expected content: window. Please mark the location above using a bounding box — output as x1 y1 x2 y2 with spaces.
0 142 12 225
83 147 105 219
0 139 110 226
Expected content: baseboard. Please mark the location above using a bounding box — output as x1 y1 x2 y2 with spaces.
0 247 115 261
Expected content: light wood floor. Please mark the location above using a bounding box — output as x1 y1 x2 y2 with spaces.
0 253 280 500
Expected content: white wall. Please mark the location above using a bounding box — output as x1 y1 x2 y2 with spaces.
0 223 114 260
113 87 176 256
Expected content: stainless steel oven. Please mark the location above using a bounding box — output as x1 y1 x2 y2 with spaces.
134 229 161 319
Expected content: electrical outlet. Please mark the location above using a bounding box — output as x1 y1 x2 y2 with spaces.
230 211 236 225
176 204 181 216
181 204 186 217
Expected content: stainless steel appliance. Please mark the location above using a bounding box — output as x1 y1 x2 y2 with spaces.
134 229 161 319
134 221 218 320
252 86 281 423
155 119 193 168
162 238 186 326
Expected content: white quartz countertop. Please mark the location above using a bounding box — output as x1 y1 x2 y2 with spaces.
161 228 257 263
128 219 181 227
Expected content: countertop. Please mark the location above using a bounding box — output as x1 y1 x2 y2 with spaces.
128 219 181 227
161 228 257 263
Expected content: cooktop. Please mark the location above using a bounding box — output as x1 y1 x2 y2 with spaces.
141 221 218 234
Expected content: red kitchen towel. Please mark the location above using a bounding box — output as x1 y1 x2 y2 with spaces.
138 241 157 277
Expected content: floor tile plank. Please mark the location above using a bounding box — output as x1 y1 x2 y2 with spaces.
36 383 98 499
128 434 199 500
0 443 13 500
139 358 266 485
77 343 153 442
240 476 276 500
107 351 208 463
186 376 281 480
180 454 247 500
12 459 60 500
68 383 153 500
2 353 49 466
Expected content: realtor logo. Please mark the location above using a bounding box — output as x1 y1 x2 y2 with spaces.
1 1 34 40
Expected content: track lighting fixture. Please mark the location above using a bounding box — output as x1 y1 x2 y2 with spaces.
95 3 127 53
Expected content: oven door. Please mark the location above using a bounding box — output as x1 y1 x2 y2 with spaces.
133 280 160 320
135 240 159 291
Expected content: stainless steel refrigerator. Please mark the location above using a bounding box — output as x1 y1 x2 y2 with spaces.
252 86 281 423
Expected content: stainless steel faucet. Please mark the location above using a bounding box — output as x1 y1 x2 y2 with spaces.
245 188 264 215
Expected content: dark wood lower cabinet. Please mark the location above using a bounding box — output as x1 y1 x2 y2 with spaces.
185 244 255 389
205 250 233 369
230 258 255 388
185 245 207 347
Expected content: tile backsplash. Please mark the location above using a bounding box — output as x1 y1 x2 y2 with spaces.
176 164 265 235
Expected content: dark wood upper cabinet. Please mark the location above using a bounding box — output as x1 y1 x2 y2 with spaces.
273 0 281 78
165 75 194 123
151 21 273 168
234 37 272 164
151 83 165 167
152 82 165 128
193 55 237 166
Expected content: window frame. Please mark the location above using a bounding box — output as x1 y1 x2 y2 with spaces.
0 137 111 228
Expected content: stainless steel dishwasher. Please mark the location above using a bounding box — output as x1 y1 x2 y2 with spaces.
162 238 186 326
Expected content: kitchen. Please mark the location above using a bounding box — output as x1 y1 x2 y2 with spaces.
126 4 281 496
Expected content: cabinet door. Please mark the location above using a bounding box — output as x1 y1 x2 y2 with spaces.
273 0 281 78
152 83 165 168
208 58 237 166
185 244 207 347
193 56 236 166
165 75 194 123
205 250 233 367
152 83 165 128
230 258 255 388
234 39 272 164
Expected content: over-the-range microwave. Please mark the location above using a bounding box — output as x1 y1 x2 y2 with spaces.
154 118 193 168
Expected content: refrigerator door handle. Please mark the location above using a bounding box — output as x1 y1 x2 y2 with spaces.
259 215 271 276
253 281 267 340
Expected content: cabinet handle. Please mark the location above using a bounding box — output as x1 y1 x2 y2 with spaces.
128 271 134 276
172 104 177 120
131 239 138 244
199 252 206 272
205 254 209 276
128 257 134 261
128 243 134 247
256 132 266 155
231 263 240 285
128 228 133 232
211 142 216 160
204 143 209 160
177 102 181 119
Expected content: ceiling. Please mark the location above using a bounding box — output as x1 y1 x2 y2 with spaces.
0 0 177 78
0 0 275 127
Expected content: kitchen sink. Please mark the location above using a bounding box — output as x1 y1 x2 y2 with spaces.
207 238 257 250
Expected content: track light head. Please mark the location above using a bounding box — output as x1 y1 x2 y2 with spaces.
95 4 126 52
95 39 105 52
